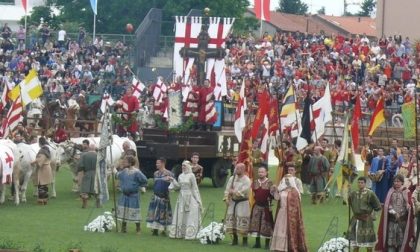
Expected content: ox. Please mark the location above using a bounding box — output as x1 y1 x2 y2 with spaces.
0 140 21 205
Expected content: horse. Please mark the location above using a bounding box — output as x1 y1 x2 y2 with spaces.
39 99 66 131
77 97 101 136
65 98 80 138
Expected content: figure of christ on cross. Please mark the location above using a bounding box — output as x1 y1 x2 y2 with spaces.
179 25 226 86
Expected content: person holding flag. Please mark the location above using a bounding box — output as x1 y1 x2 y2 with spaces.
120 86 140 139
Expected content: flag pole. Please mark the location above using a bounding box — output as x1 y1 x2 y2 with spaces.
415 85 419 185
259 19 263 38
92 13 96 44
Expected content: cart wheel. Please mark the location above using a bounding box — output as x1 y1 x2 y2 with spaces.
211 158 229 188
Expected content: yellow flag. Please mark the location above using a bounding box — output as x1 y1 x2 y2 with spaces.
8 70 43 105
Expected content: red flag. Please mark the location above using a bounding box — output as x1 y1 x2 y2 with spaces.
268 97 279 136
22 0 27 12
368 97 385 136
254 0 271 21
251 90 270 139
351 95 362 150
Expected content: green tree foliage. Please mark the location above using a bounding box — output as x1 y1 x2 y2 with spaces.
357 0 376 17
20 6 61 29
277 0 308 15
43 0 249 34
317 6 326 15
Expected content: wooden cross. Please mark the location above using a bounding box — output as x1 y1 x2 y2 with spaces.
179 25 226 86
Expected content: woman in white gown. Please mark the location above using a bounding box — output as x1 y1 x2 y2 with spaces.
168 160 203 239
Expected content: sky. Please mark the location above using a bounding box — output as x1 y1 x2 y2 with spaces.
260 0 365 16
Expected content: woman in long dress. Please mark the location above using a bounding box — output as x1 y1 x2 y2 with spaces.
271 174 308 252
168 160 203 239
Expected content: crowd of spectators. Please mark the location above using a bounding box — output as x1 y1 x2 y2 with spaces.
223 31 420 119
1 20 420 136
0 22 133 108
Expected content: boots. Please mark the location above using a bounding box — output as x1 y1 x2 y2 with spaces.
121 222 127 233
135 223 141 234
242 237 248 247
152 229 158 236
265 238 270 249
81 198 88 208
253 237 261 248
231 234 238 246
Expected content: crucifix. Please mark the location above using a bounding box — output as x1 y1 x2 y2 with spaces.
179 23 226 86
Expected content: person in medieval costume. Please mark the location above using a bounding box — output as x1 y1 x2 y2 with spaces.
78 144 100 208
368 147 393 204
198 79 217 130
248 165 274 249
308 146 330 204
116 155 148 234
347 176 381 252
146 157 173 236
271 174 308 252
168 160 202 240
31 147 53 205
121 87 140 139
375 174 416 252
223 162 251 246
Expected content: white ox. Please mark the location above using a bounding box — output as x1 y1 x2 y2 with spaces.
59 135 136 192
0 140 22 205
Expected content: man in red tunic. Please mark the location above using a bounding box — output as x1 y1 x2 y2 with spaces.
198 79 217 130
121 87 140 139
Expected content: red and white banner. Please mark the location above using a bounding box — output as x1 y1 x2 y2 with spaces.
100 92 114 114
152 77 167 103
206 17 235 100
132 77 145 99
234 79 247 143
21 0 27 13
0 96 23 138
254 0 271 22
173 16 202 85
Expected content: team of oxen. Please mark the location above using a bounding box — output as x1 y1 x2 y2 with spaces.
0 135 136 205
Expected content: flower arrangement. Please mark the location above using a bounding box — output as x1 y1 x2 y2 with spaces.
196 222 225 245
84 211 116 233
318 237 350 252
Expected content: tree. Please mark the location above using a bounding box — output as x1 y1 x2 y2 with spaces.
20 6 61 29
357 0 376 17
317 6 326 15
43 0 249 34
277 0 308 15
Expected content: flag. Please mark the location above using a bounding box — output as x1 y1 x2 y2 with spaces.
21 0 27 13
0 96 23 138
90 0 97 15
237 125 254 206
260 114 269 159
268 97 279 137
325 114 357 203
234 79 247 142
351 95 362 150
100 92 114 114
132 77 145 99
312 84 333 141
8 69 43 106
95 110 111 204
251 90 269 139
296 94 313 150
402 101 416 139
367 97 385 136
254 0 271 21
0 81 11 114
152 77 167 103
280 85 296 117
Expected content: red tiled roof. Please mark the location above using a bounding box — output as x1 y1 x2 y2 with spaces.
248 8 308 32
315 15 376 37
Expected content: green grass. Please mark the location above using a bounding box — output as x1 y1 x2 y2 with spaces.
0 166 351 252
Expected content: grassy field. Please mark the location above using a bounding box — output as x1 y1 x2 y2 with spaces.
0 165 351 252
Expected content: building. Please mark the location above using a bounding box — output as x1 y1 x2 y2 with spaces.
0 0 45 30
376 0 420 39
246 9 376 39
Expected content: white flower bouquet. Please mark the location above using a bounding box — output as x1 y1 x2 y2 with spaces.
318 237 350 252
196 222 225 245
84 211 116 233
